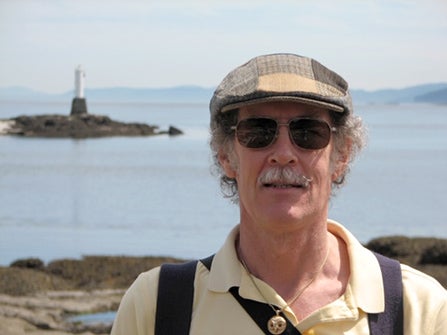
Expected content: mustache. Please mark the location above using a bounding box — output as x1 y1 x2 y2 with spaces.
258 167 313 188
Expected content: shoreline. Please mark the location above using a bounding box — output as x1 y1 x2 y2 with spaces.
1 236 446 334
0 289 122 335
0 255 183 335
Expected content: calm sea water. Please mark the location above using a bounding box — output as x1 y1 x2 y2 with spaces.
0 101 446 265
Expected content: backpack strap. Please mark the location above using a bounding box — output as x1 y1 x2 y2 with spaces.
369 252 404 335
154 259 199 335
155 256 214 335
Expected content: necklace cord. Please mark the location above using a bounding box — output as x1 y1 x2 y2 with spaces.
240 247 330 316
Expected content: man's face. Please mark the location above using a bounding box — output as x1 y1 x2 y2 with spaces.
219 102 345 232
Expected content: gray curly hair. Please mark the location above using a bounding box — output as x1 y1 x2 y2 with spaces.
209 108 367 201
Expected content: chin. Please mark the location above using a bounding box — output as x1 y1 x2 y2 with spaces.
263 206 310 226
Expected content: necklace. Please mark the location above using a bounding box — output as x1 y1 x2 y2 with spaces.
240 248 330 335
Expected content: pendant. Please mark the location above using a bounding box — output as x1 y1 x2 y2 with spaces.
267 314 287 334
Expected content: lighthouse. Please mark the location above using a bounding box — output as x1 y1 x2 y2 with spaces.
70 65 88 116
75 65 85 98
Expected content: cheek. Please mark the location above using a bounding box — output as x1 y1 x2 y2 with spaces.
229 152 240 175
228 150 262 188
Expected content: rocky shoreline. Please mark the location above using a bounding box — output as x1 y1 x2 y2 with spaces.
0 290 122 335
0 256 184 335
0 114 182 138
0 237 446 334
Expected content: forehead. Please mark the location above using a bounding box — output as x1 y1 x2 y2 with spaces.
239 101 330 120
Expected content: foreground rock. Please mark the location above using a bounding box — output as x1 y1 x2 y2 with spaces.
2 256 185 296
0 290 122 335
0 114 183 138
0 256 184 335
0 237 445 334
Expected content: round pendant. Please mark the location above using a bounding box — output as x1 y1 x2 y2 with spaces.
267 315 287 334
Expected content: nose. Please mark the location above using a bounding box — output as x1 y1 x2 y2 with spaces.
268 125 298 166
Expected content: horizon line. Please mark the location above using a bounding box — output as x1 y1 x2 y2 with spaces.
1 81 447 96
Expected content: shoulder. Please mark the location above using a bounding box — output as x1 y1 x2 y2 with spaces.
124 266 161 302
401 264 447 334
111 267 161 335
401 263 446 300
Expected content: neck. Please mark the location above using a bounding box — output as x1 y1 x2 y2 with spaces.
237 218 334 300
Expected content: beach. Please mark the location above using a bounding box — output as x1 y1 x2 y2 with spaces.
0 290 122 335
0 255 183 334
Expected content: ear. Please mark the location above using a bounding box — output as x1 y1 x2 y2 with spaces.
218 149 237 179
331 139 351 182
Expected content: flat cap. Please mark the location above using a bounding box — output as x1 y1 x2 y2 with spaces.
210 53 353 117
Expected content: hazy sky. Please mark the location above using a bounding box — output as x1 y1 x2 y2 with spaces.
1 0 446 93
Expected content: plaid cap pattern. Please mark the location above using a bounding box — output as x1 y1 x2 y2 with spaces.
210 53 353 116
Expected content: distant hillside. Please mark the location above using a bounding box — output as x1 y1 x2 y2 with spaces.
0 87 59 101
0 83 446 105
414 88 447 104
350 83 447 104
83 86 214 103
0 86 214 104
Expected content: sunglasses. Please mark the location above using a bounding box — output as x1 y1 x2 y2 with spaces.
231 117 336 150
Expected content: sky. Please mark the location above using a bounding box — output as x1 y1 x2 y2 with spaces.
0 0 446 94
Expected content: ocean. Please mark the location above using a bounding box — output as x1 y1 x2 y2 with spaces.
0 101 446 265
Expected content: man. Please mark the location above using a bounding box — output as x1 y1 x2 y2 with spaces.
111 53 446 334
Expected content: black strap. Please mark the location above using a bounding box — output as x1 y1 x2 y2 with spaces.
369 252 404 335
154 260 198 335
155 252 403 335
200 254 214 271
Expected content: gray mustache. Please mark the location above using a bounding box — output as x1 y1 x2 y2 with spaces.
258 167 313 188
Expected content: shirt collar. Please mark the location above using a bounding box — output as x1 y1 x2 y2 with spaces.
207 225 243 293
327 220 385 313
207 221 386 314
207 225 292 318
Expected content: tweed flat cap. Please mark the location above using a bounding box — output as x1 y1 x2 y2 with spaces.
210 53 353 116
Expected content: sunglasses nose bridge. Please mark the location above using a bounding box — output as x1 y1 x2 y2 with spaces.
272 121 296 148
275 121 291 134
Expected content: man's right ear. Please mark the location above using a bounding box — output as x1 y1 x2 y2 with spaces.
218 150 237 179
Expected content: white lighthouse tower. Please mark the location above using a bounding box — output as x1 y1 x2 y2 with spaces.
75 65 85 98
70 65 88 116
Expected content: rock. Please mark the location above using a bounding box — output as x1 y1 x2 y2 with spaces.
45 256 185 290
366 236 414 258
0 256 186 334
168 125 183 136
0 267 71 296
366 236 447 265
420 239 447 265
0 114 183 139
10 258 44 270
0 290 122 334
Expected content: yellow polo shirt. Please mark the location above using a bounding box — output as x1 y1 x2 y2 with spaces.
111 220 447 334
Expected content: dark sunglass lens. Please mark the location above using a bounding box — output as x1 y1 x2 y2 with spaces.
236 118 277 148
289 119 331 149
